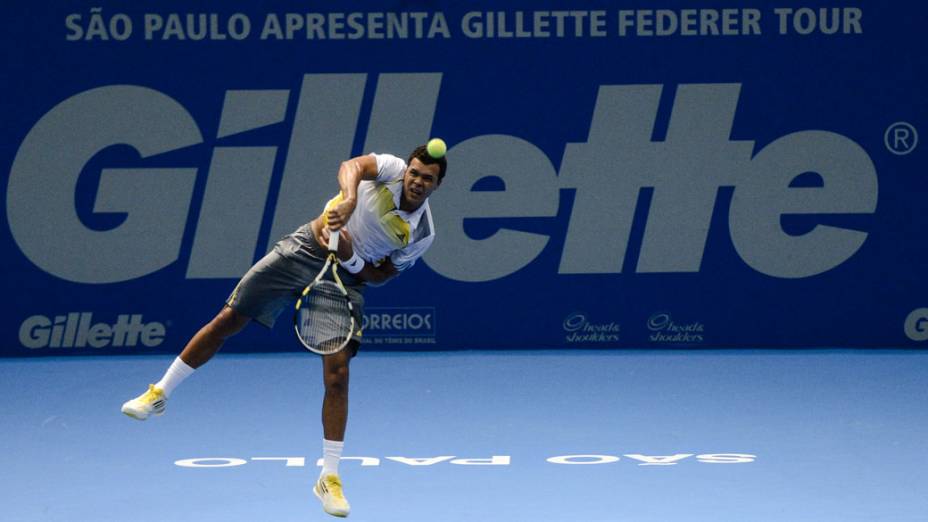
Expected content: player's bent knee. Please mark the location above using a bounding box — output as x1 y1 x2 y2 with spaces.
211 307 250 338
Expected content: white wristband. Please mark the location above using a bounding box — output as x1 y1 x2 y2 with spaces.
339 252 364 274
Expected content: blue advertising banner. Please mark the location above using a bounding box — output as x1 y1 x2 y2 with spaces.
3 1 926 355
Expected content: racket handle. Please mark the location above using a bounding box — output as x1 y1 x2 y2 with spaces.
327 228 340 253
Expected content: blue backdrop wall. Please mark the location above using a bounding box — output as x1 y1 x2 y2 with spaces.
3 1 926 355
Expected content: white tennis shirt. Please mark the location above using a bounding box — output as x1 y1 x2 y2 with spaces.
323 153 435 272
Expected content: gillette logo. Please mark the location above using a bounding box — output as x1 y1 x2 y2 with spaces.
7 75 878 285
19 313 166 349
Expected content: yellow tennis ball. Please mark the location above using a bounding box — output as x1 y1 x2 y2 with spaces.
427 138 446 159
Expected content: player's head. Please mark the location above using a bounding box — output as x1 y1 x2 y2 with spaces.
400 145 445 210
408 144 447 184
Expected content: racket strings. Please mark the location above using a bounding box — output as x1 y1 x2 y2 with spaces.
297 280 353 353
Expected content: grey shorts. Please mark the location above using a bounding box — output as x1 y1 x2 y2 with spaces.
226 232 365 342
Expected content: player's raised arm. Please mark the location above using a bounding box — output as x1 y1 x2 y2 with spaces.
327 155 378 230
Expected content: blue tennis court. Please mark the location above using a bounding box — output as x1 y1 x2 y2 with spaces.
4 2 928 521
3 349 926 521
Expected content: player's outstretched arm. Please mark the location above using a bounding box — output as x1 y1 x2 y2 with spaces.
328 155 379 230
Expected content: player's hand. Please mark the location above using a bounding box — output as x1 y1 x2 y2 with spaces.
327 198 356 230
335 228 355 261
321 227 355 261
365 258 398 287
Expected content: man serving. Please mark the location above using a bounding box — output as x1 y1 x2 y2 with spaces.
121 141 447 518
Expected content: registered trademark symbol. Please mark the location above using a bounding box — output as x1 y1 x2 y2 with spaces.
884 122 918 155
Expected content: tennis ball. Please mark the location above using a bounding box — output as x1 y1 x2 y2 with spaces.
426 138 446 159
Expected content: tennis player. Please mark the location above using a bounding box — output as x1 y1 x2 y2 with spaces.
121 144 446 517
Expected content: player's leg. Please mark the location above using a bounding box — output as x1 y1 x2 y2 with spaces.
121 306 251 420
315 341 358 517
121 236 310 421
321 343 356 441
179 305 251 368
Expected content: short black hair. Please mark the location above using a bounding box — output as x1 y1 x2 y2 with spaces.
408 144 447 183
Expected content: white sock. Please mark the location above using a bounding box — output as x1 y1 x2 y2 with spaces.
321 439 344 477
154 357 196 397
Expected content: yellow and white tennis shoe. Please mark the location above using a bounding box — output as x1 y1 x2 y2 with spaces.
314 473 351 517
121 384 167 420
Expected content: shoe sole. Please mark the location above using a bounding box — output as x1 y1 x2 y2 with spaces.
313 484 349 518
121 405 164 420
121 408 148 420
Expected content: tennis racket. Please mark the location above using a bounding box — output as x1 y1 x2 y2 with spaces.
293 230 356 355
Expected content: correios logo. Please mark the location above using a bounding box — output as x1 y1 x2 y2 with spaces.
361 307 436 345
362 307 435 336
19 312 166 349
7 76 877 284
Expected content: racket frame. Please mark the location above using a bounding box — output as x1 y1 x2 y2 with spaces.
292 230 356 355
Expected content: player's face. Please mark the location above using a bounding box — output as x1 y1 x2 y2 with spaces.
401 158 441 210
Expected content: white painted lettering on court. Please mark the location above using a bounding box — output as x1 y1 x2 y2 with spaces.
176 453 757 468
